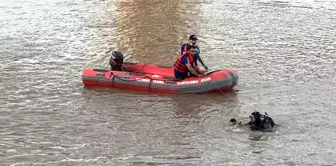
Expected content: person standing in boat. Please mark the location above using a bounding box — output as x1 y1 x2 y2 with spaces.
180 35 208 71
174 45 206 79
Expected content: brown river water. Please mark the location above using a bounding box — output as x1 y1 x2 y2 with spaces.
1 0 336 165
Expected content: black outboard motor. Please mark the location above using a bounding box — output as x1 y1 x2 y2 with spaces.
109 51 124 71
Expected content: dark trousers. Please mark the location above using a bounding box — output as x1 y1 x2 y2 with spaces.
189 72 197 77
174 70 189 79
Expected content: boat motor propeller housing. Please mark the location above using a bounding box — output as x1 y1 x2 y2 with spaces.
109 51 124 71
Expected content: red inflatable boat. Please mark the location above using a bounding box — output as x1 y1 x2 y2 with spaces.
82 62 238 94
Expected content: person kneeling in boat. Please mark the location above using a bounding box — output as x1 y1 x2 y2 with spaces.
180 35 208 71
174 45 206 79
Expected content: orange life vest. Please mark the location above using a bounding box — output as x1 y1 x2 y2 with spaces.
173 52 195 73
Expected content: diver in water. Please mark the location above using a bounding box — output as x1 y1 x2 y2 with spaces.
230 111 276 132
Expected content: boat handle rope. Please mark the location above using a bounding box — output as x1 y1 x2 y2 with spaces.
111 71 158 82
110 71 155 92
111 73 115 85
109 71 150 82
139 64 149 73
148 79 152 92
